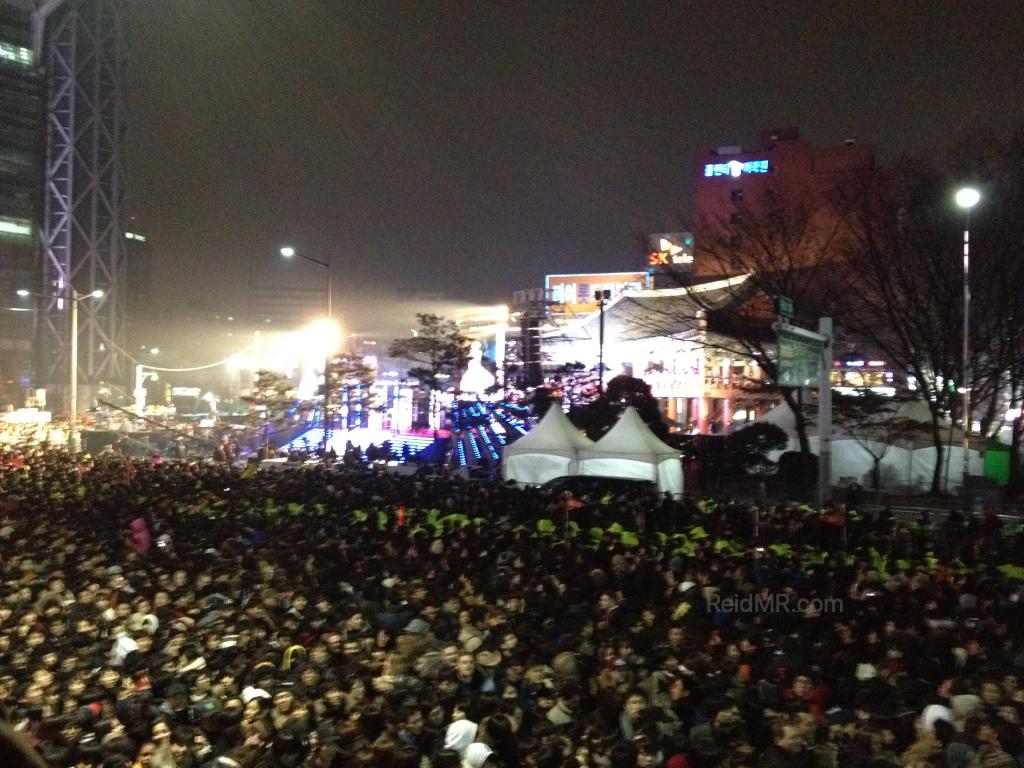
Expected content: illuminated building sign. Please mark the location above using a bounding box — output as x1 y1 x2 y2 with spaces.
647 234 693 269
545 272 647 313
703 159 770 177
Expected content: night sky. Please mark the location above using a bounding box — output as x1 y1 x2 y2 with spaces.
124 0 1024 341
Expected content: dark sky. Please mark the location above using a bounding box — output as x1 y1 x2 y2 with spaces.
124 0 1024 340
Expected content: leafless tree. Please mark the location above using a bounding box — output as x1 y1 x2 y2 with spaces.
642 177 858 453
831 392 922 490
839 128 1024 494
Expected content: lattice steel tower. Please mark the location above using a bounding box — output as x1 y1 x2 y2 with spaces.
36 0 126 411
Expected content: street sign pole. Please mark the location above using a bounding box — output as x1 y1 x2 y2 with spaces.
774 315 832 509
816 318 833 510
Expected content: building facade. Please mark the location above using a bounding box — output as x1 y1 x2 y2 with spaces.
0 1 43 406
692 127 876 279
543 277 778 434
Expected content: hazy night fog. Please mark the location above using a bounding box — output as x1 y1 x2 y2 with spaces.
122 0 1024 355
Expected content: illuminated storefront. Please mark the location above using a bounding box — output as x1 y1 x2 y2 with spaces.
543 276 777 433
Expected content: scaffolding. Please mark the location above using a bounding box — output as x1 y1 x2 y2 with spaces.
38 0 125 411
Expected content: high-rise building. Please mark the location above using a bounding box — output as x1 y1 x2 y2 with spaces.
122 227 153 347
0 1 44 404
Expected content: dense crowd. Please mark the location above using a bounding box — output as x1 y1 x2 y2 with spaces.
1 448 1023 768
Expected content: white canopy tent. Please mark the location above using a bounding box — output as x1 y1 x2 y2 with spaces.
501 406 594 485
579 407 684 497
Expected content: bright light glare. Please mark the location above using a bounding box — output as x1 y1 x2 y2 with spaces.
300 318 343 356
149 348 160 355
955 187 980 209
16 289 29 297
90 289 104 298
280 246 296 258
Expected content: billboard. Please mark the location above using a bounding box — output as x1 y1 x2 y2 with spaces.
545 272 648 314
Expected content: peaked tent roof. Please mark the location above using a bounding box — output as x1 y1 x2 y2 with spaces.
505 404 593 456
585 407 678 457
579 407 684 496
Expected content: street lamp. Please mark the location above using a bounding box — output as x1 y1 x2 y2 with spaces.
280 245 332 321
281 244 336 458
955 186 980 499
19 287 103 453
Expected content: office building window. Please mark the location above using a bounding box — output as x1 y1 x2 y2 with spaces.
0 41 32 67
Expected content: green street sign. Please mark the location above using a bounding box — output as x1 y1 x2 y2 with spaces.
774 294 794 319
777 331 820 388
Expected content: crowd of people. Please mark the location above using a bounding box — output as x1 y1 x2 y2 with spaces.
1 447 1023 768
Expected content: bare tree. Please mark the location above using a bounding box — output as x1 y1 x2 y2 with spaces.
642 178 858 453
839 128 1024 494
831 392 922 489
962 127 1024 494
837 163 969 493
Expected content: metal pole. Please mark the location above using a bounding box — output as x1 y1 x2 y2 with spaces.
816 317 833 510
961 220 971 499
596 290 607 394
69 291 79 454
323 355 331 458
326 258 333 324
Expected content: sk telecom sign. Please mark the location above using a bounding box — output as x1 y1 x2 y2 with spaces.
648 235 693 268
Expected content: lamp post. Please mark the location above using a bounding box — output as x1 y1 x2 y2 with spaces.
281 246 335 458
280 246 332 321
955 187 980 499
594 289 611 394
20 287 104 453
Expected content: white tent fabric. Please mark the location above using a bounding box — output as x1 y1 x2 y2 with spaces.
579 407 684 497
501 406 594 485
753 403 983 493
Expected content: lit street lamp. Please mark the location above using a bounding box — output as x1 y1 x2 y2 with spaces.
281 247 337 457
19 287 103 453
280 246 332 321
955 186 980 499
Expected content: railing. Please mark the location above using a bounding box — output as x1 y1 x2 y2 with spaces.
858 503 1022 522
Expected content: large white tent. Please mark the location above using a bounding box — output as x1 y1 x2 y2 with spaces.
501 406 594 485
579 407 684 497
